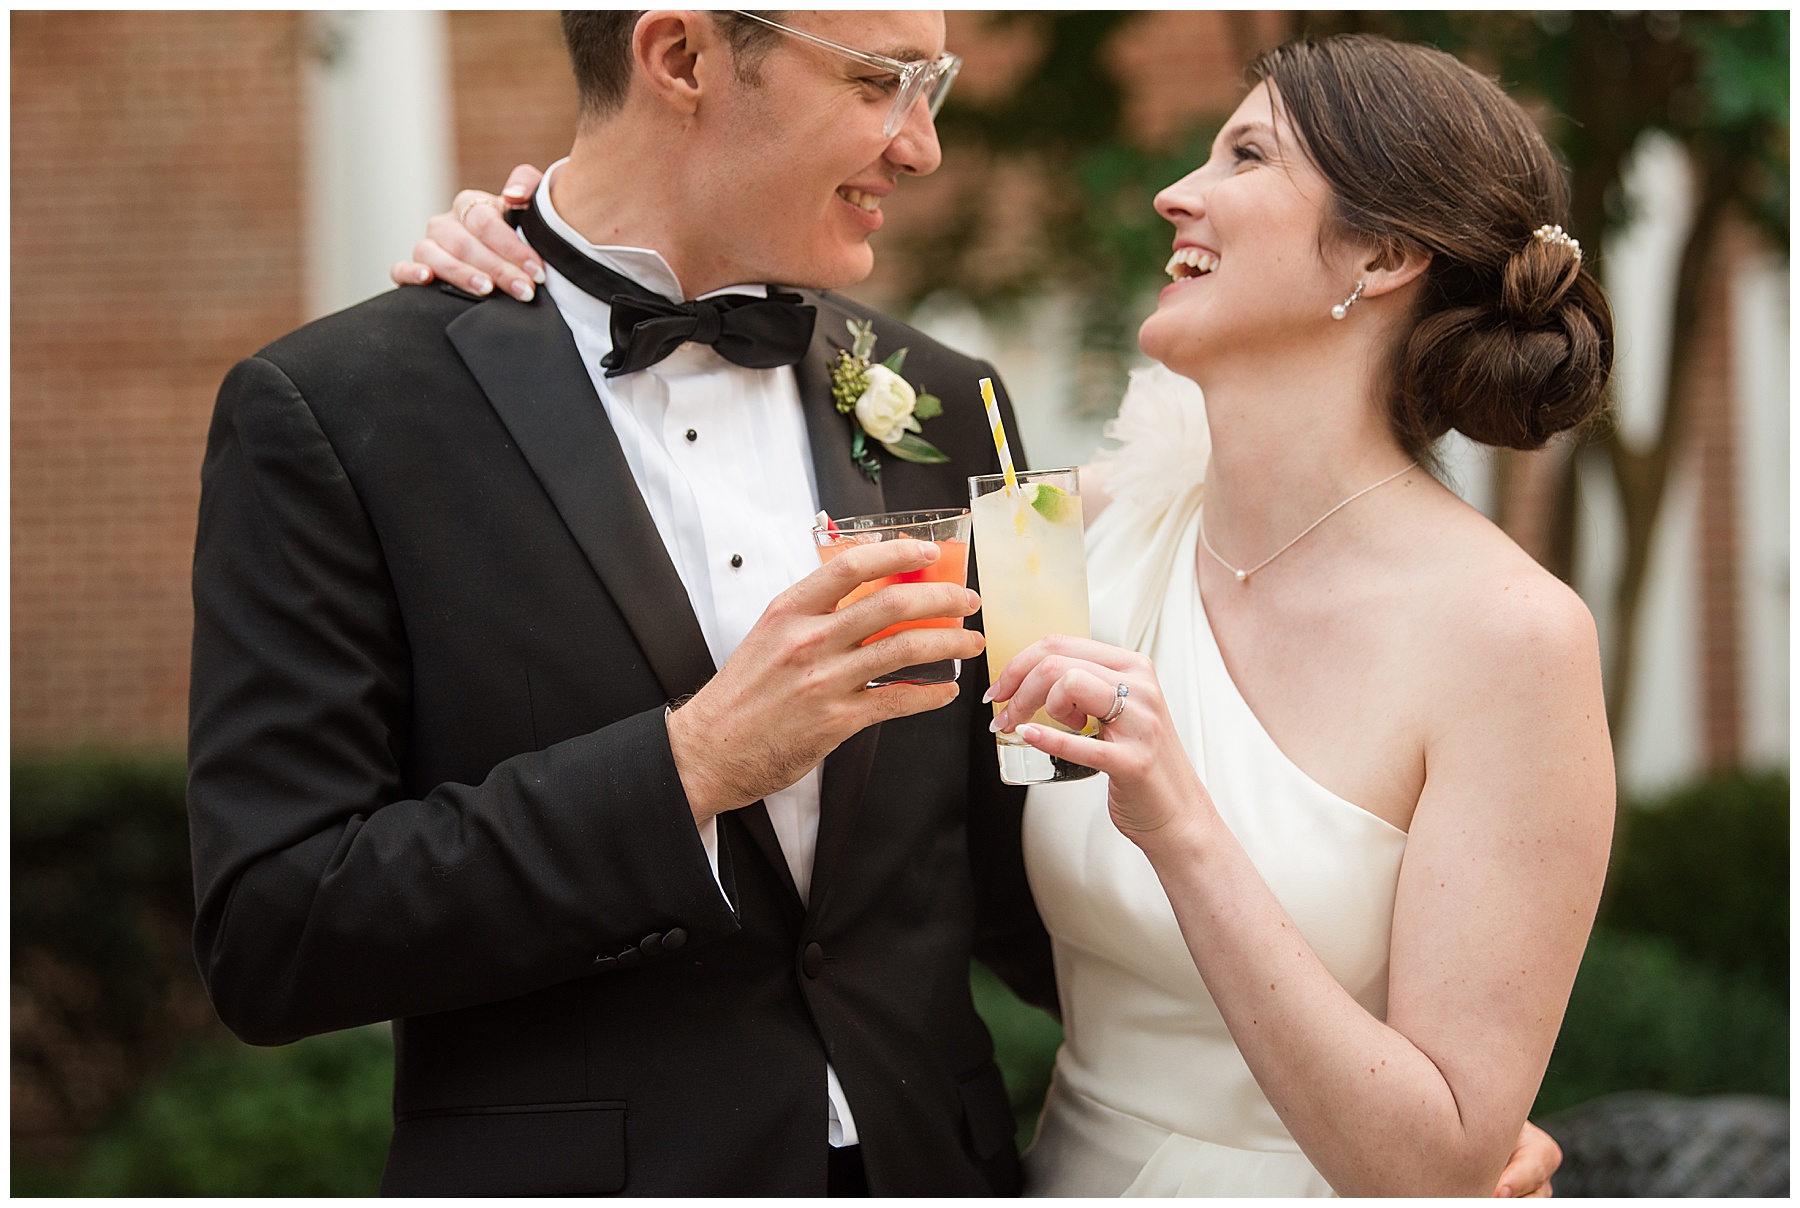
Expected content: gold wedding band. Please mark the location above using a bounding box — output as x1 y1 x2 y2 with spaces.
457 196 503 225
1100 683 1129 726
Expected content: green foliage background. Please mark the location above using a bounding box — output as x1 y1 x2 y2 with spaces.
906 11 1787 416
60 1029 394 1197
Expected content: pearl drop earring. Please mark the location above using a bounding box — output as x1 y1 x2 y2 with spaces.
1331 279 1366 321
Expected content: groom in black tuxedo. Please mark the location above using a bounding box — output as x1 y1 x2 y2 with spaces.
187 10 1052 1197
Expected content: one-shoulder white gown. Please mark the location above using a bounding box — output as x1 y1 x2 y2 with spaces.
1019 368 1408 1197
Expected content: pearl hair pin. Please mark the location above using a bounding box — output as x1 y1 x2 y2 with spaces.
1533 223 1582 264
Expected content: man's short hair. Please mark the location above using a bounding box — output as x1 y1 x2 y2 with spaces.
561 10 784 121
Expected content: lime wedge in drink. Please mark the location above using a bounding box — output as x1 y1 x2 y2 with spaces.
1026 482 1081 525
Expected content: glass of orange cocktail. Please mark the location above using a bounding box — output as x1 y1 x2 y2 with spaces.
812 508 973 687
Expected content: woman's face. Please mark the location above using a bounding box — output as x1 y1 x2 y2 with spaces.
1138 82 1358 375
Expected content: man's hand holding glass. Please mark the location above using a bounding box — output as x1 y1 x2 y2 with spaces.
665 538 983 826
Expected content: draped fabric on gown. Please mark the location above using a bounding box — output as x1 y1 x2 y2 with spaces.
1018 368 1408 1197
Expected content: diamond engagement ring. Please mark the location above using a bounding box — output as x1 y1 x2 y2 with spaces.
1100 683 1129 725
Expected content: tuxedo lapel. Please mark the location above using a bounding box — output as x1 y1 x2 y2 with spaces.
794 294 887 918
446 297 715 701
448 295 804 911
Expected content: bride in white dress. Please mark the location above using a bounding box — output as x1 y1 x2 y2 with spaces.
985 36 1615 1197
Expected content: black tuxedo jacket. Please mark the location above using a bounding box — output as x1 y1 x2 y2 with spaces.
186 280 1056 1195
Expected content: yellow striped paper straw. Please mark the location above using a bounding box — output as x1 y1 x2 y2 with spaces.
978 378 1018 495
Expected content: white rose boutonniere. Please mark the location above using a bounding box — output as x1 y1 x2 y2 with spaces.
830 319 947 482
854 365 918 444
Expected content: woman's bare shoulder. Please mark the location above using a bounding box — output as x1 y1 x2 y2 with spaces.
1409 499 1604 720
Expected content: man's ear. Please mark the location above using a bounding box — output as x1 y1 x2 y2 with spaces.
632 11 711 117
1358 238 1432 301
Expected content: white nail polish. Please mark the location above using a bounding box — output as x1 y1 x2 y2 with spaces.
512 280 534 301
472 275 493 295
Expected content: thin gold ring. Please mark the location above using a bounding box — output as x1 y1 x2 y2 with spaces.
457 195 503 225
1100 683 1129 726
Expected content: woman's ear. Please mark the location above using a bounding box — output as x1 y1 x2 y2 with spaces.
1358 238 1432 300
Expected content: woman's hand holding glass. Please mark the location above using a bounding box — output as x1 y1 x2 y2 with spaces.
987 634 1214 853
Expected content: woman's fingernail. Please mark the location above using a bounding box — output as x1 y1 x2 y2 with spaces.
503 184 529 199
526 261 546 284
511 279 534 301
1018 724 1039 741
988 716 1003 733
965 589 981 611
981 687 994 704
415 266 431 284
472 274 493 295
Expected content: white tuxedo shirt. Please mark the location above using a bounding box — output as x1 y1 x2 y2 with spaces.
530 161 859 1146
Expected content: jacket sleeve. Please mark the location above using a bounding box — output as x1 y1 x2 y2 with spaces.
959 364 1060 1017
187 355 739 1046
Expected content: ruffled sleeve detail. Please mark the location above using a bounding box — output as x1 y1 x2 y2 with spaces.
1083 365 1212 656
1089 364 1210 511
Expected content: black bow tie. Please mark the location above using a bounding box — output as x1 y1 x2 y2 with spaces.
512 201 816 377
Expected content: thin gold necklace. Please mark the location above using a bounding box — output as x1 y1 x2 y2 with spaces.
1200 462 1416 583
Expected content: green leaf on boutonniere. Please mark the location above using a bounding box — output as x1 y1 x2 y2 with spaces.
854 436 882 483
881 431 950 464
847 319 878 363
881 346 909 374
913 391 943 421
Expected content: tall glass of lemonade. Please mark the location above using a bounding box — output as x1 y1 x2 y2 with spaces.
968 467 1099 785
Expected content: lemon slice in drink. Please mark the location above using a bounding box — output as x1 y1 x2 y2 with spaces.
1025 482 1081 525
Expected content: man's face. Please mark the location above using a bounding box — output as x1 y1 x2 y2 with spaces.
680 10 947 291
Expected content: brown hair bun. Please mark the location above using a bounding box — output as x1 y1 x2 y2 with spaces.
1252 35 1615 454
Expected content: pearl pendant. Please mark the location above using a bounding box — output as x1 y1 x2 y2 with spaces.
1234 568 1248 582
1330 303 1347 320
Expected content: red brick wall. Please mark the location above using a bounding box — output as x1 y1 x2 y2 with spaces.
12 12 305 752
446 11 580 195
1108 10 1293 146
1692 220 1746 768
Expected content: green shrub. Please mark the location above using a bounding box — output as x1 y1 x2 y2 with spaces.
71 1028 394 1197
12 753 195 1044
1534 928 1788 1116
1600 769 1788 998
12 754 212 1175
971 961 1063 1148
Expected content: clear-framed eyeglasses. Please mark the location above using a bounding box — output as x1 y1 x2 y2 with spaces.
729 10 963 138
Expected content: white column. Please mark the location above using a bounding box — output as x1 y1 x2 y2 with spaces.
1731 248 1789 769
303 10 454 320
